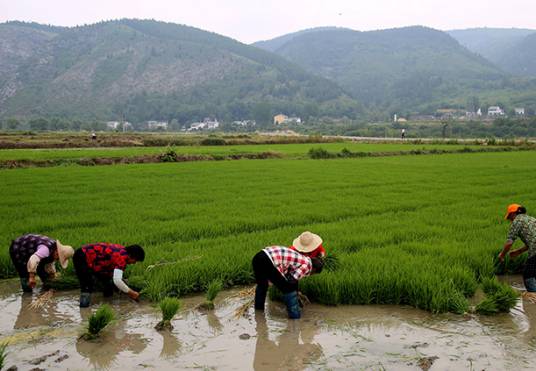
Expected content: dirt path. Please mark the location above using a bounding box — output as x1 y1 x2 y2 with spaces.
0 278 535 370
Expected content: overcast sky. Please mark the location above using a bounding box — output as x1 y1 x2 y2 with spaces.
1 0 535 43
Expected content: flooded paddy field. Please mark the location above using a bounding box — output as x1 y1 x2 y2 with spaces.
1 278 535 371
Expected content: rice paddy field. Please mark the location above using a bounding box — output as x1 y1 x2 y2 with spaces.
0 142 492 162
1 144 535 314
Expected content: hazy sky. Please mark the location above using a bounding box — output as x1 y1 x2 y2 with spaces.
1 0 535 43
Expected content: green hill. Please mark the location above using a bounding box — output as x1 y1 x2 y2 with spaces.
448 28 535 71
254 26 511 113
496 33 536 77
0 20 363 123
254 26 536 115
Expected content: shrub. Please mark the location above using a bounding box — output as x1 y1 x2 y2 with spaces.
156 297 181 331
83 304 115 340
159 147 178 162
308 147 334 159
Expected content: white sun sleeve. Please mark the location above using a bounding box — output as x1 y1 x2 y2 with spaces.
112 268 131 293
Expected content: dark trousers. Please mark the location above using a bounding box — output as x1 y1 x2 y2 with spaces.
9 242 49 283
252 251 298 309
73 249 114 296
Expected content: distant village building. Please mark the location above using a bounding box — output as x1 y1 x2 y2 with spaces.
397 118 408 123
393 114 398 122
106 121 121 130
122 122 133 132
274 114 302 125
274 114 288 125
487 106 505 117
232 120 256 127
147 121 168 130
515 108 525 116
188 118 220 131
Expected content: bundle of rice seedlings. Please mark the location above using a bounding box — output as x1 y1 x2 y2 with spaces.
155 297 181 331
198 280 222 310
231 287 255 319
48 276 80 290
323 253 340 272
0 342 7 370
28 290 54 310
476 279 519 314
82 304 115 340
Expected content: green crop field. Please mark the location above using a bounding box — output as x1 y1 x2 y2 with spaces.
1 150 533 313
0 142 489 162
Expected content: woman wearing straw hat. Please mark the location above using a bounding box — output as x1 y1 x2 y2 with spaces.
9 234 74 292
252 231 325 319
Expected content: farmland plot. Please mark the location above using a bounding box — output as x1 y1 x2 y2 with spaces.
1 151 534 313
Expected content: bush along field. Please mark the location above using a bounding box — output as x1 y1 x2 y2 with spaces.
1 150 534 313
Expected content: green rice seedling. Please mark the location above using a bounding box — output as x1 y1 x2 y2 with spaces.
156 297 181 331
476 297 499 314
0 342 7 370
323 253 340 272
82 304 115 340
198 280 223 310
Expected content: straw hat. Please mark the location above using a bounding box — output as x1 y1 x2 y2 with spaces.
56 240 74 269
293 231 322 253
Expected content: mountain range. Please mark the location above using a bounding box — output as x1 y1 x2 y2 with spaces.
1 19 536 123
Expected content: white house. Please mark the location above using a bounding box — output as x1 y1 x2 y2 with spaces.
285 117 302 124
188 118 220 131
487 106 505 117
147 121 168 130
515 108 525 116
106 121 121 130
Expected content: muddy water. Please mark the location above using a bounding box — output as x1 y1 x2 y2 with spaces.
1 277 536 371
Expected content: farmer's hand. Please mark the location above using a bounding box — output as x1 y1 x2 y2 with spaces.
127 290 140 301
28 274 37 289
498 252 505 262
523 292 536 304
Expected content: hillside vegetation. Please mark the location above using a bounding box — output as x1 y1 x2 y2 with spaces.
0 20 362 123
254 26 536 115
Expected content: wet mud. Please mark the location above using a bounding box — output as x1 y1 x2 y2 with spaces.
1 277 536 370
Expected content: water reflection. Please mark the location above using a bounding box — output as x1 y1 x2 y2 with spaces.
253 312 324 371
76 317 148 369
15 292 63 329
159 330 181 358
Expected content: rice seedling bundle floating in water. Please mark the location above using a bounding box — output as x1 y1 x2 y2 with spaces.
156 297 181 331
82 304 115 340
198 280 223 310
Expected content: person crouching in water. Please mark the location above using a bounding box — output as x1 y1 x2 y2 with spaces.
74 242 145 307
252 232 324 319
9 234 74 292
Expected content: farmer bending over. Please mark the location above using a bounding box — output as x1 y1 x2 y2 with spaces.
9 234 74 292
252 232 324 319
498 204 536 301
74 242 145 307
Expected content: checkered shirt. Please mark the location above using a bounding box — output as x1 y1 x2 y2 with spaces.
262 246 312 281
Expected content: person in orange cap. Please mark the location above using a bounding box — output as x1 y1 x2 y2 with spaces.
498 204 536 299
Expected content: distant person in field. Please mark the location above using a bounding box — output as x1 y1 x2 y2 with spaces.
252 232 324 319
74 242 145 307
498 204 536 301
91 131 97 140
401 128 406 139
9 234 74 292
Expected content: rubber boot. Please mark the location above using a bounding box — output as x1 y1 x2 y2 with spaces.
282 291 301 319
20 277 32 293
255 285 268 310
79 292 91 308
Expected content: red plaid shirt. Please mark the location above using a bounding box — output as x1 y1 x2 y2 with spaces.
82 243 129 277
263 246 312 281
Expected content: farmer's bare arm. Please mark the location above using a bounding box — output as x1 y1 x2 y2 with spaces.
498 241 514 262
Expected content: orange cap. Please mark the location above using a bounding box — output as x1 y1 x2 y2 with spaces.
504 204 522 219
